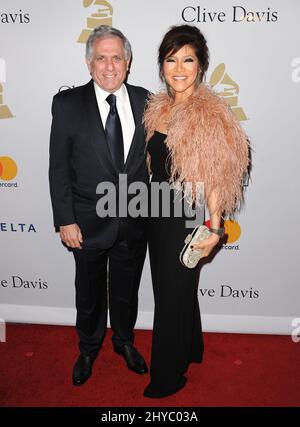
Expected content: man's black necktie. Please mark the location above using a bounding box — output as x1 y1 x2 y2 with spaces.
105 94 124 172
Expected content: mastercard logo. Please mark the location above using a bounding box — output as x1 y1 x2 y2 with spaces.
223 220 241 243
205 219 241 243
0 156 18 181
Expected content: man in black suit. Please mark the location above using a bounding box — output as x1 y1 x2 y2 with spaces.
49 26 149 385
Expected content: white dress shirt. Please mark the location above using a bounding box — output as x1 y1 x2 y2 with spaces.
94 82 135 162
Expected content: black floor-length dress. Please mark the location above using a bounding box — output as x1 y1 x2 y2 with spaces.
144 131 204 398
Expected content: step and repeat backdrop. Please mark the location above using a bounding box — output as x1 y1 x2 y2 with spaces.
1 0 299 335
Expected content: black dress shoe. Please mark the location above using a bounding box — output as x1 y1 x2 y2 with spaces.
72 354 97 386
114 344 148 375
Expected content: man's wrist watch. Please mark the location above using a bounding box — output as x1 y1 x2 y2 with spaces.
209 227 225 238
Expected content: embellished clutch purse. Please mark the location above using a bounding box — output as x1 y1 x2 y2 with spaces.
180 225 211 269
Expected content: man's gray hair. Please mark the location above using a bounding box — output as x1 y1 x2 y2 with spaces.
86 25 132 61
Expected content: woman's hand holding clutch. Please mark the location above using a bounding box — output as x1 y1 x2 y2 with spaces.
191 233 220 258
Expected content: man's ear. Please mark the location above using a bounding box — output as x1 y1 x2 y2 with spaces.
126 58 132 73
85 57 91 72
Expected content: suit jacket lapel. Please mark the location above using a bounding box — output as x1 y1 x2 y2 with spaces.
124 84 143 172
83 80 117 177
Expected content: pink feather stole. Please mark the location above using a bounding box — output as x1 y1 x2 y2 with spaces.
143 84 250 216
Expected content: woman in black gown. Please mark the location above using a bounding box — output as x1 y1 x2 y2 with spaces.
146 132 204 398
143 25 249 398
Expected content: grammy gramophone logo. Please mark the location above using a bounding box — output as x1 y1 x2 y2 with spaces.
0 59 13 119
209 63 247 121
77 0 113 44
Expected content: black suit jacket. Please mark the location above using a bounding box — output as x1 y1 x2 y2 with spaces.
49 80 149 248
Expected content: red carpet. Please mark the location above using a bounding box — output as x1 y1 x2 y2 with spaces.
0 324 299 407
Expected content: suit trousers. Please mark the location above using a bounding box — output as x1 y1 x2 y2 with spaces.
73 219 146 356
